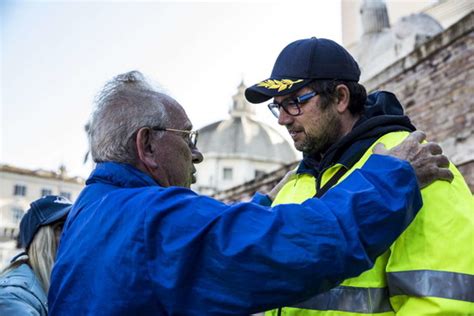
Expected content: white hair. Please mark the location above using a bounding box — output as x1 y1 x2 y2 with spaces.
88 70 170 164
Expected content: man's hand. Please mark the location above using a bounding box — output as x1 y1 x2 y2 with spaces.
373 131 454 188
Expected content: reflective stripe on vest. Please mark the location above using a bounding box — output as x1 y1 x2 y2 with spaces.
290 285 392 313
287 270 474 313
387 270 474 302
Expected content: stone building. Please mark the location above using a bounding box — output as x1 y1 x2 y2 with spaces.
341 0 473 49
192 82 298 195
350 0 444 82
0 164 84 268
215 6 474 202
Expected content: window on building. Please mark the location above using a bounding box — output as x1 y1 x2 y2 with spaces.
41 189 52 197
60 192 71 200
223 168 233 180
255 170 266 179
11 207 25 223
13 185 27 196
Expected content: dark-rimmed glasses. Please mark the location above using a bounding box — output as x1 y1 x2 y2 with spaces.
152 127 199 148
267 91 317 118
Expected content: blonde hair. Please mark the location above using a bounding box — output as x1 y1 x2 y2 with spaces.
28 224 61 292
1 223 62 293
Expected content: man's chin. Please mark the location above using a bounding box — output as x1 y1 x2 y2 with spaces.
296 143 320 156
294 142 306 153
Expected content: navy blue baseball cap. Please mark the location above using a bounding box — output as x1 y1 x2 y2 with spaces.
19 195 72 249
245 37 361 103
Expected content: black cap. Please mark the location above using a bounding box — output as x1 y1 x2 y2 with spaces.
19 195 72 249
245 37 361 103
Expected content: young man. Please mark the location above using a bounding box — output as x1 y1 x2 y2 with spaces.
246 37 473 315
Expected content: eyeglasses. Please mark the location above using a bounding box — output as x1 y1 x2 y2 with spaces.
151 127 199 148
267 91 317 118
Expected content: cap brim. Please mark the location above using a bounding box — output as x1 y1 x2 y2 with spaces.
43 205 72 225
245 78 312 104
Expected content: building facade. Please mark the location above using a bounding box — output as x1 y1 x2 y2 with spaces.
0 164 84 268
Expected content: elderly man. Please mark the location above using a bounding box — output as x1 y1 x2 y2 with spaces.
245 37 473 315
49 71 450 315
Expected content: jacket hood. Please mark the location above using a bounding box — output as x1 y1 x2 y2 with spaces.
298 91 416 176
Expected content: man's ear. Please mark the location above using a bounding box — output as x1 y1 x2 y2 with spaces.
335 84 350 113
136 127 159 169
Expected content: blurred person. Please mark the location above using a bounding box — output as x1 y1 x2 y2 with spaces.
245 37 473 315
49 71 451 315
0 195 72 316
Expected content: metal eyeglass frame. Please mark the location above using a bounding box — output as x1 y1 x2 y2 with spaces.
151 127 199 148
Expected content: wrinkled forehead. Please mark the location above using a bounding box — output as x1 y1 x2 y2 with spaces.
157 93 192 129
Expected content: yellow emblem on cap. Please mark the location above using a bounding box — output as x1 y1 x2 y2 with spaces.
257 79 304 92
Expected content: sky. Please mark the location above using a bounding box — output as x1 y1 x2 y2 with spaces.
1 0 342 178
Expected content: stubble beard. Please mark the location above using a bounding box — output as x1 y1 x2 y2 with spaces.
297 109 343 157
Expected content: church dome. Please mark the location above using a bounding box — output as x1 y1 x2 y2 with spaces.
193 81 298 195
199 115 297 162
197 82 297 163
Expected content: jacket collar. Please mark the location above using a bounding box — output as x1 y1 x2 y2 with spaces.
86 162 158 188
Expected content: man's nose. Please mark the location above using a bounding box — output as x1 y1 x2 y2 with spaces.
192 148 204 164
278 109 294 126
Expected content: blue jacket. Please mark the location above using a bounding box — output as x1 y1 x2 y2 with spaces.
0 263 48 316
49 155 421 315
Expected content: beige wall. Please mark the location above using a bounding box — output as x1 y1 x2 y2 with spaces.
0 172 83 210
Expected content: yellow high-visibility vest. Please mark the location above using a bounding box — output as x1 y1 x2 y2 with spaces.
267 131 474 316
